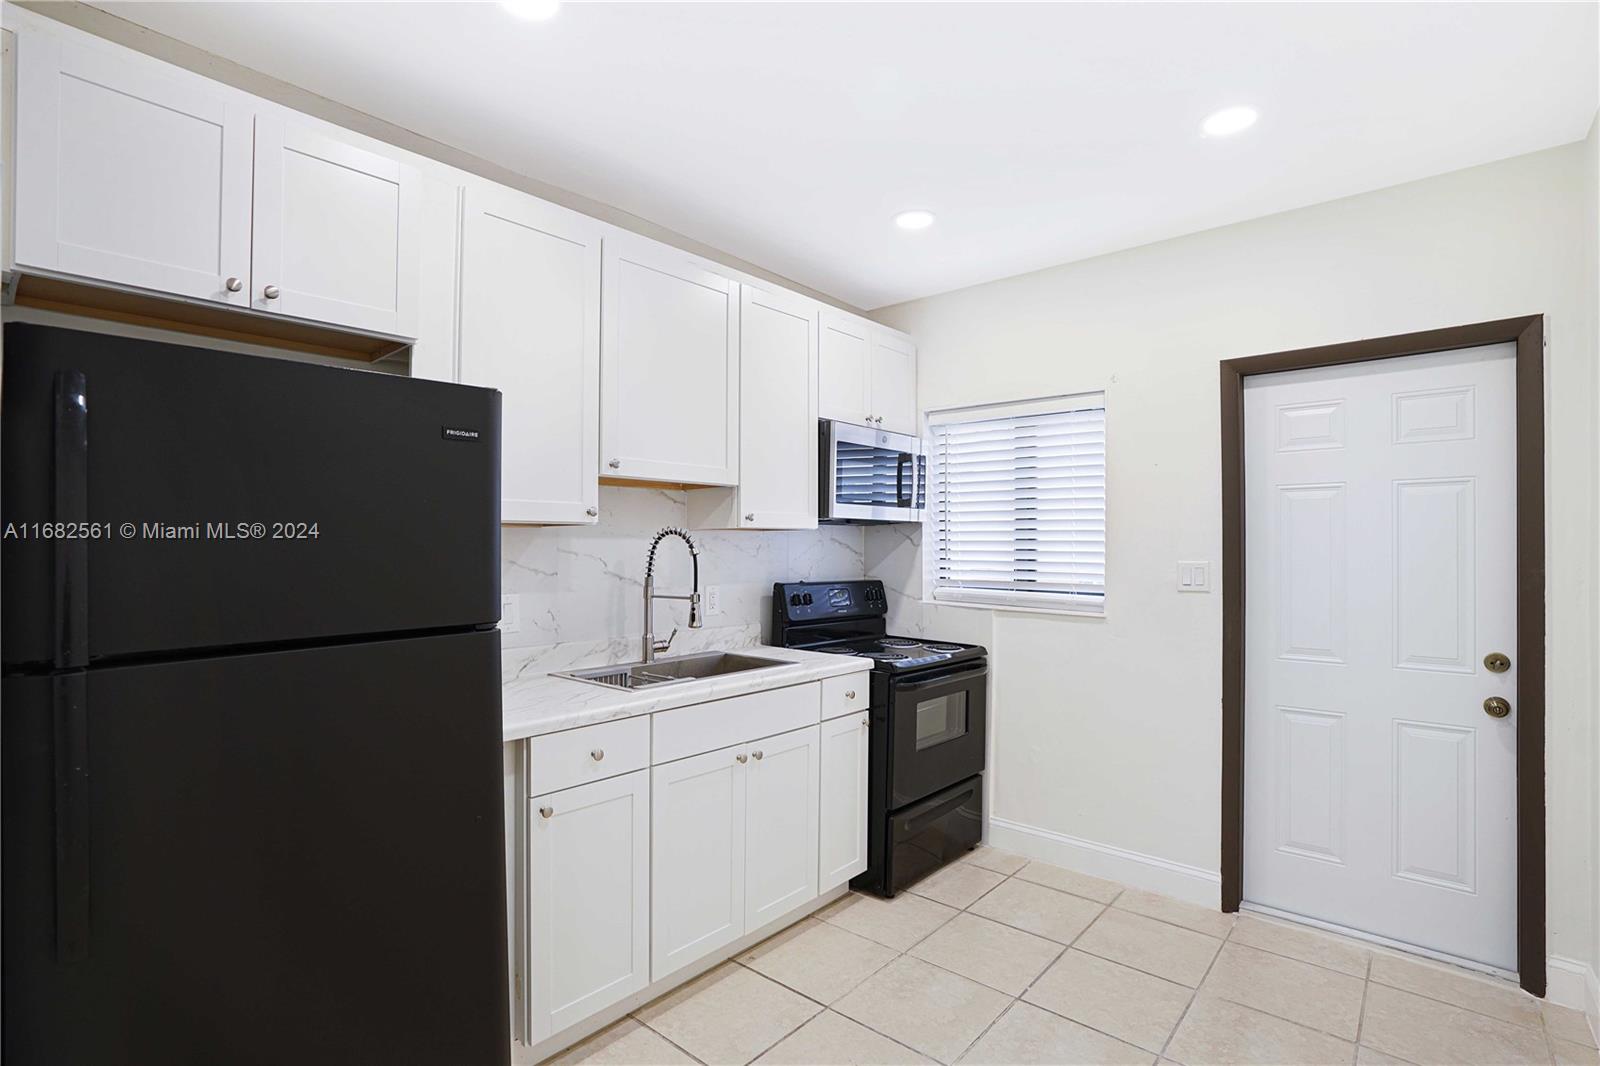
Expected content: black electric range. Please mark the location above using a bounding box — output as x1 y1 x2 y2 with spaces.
772 580 987 897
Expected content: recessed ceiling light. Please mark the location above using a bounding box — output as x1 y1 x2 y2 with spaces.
1201 106 1258 137
501 0 560 21
894 210 935 231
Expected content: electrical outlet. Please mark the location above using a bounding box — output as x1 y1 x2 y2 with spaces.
704 585 722 616
1177 561 1211 593
500 593 521 632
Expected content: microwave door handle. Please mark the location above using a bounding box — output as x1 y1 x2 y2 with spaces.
895 453 909 508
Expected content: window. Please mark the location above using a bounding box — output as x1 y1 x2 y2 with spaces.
926 394 1106 613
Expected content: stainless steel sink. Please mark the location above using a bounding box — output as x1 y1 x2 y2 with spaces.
554 651 790 690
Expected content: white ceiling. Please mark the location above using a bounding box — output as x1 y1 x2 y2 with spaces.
90 2 1598 310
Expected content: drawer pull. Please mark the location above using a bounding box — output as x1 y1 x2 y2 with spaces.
845 690 856 700
861 716 869 728
538 806 553 819
752 750 764 760
736 753 748 764
590 748 605 761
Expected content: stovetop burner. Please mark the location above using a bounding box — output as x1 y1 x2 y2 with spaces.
921 642 964 652
879 638 920 648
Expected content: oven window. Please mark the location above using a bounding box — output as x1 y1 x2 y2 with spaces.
915 692 969 749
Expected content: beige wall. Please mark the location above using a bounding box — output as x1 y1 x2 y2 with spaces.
872 142 1599 999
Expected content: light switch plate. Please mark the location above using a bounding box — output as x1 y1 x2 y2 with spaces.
500 593 521 632
1177 561 1211 593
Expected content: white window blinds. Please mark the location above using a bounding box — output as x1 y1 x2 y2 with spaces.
927 394 1106 612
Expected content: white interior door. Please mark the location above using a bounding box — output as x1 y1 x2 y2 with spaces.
1243 344 1518 970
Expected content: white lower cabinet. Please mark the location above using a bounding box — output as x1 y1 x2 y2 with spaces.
818 712 871 890
650 744 747 983
527 769 650 1043
743 725 821 928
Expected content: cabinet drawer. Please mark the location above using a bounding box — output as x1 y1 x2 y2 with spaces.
529 717 650 797
653 683 819 765
820 672 870 720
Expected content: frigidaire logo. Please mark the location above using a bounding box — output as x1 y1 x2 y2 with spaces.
441 427 481 442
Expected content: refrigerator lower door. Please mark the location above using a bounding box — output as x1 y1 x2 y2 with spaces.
2 629 509 1066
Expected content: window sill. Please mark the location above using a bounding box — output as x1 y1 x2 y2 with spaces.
924 595 1107 620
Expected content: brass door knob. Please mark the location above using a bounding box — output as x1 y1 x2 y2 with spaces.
1483 697 1512 719
1484 652 1511 673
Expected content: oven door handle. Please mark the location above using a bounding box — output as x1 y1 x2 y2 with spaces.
895 666 987 695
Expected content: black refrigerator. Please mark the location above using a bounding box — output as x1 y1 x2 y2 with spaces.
2 323 510 1065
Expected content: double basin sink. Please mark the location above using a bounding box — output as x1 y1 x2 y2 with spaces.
554 651 790 691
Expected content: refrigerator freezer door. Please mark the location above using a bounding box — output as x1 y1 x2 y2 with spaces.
2 323 501 668
2 629 509 1066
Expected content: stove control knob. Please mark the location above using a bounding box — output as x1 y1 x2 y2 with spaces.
802 593 814 605
789 593 803 607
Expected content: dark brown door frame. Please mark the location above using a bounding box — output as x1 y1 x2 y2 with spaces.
1219 315 1546 996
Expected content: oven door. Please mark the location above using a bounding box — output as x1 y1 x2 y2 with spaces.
821 420 925 523
886 662 987 809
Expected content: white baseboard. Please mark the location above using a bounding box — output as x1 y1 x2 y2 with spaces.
1548 955 1600 1042
986 816 1220 908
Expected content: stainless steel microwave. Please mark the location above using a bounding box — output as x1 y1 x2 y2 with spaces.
819 419 925 523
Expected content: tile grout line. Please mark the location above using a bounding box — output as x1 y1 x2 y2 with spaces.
1351 952 1371 1065
1157 921 1232 1064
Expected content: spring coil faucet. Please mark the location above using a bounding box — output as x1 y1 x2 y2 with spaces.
642 527 702 662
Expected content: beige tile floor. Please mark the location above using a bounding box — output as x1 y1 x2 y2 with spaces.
546 847 1599 1066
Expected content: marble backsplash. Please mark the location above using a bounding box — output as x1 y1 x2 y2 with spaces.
500 485 865 680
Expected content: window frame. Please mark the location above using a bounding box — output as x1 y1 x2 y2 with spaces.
923 391 1108 617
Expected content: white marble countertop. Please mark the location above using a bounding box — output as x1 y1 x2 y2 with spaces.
502 645 871 741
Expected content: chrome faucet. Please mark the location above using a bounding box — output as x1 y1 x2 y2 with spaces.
642 527 702 663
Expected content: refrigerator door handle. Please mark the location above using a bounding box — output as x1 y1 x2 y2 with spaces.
53 671 91 963
53 369 89 670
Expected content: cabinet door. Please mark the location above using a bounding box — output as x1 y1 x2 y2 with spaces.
819 310 873 426
528 770 650 1043
870 328 919 435
14 35 252 304
250 116 420 336
744 725 820 930
819 713 870 890
652 745 746 981
459 186 602 524
736 285 818 529
601 235 739 485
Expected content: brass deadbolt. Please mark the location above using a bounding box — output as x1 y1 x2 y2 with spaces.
1483 697 1512 719
1484 652 1511 674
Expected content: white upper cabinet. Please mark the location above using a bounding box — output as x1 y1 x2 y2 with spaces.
14 35 253 306
688 284 818 530
870 327 919 435
250 117 420 336
601 235 739 486
819 310 918 435
459 186 602 524
818 310 873 427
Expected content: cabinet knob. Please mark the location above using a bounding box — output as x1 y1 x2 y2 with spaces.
845 690 856 700
608 459 621 469
861 716 869 728
262 285 281 300
752 750 764 760
744 513 755 523
586 507 598 517
225 276 243 293
590 748 604 761
736 753 748 764
538 806 553 819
